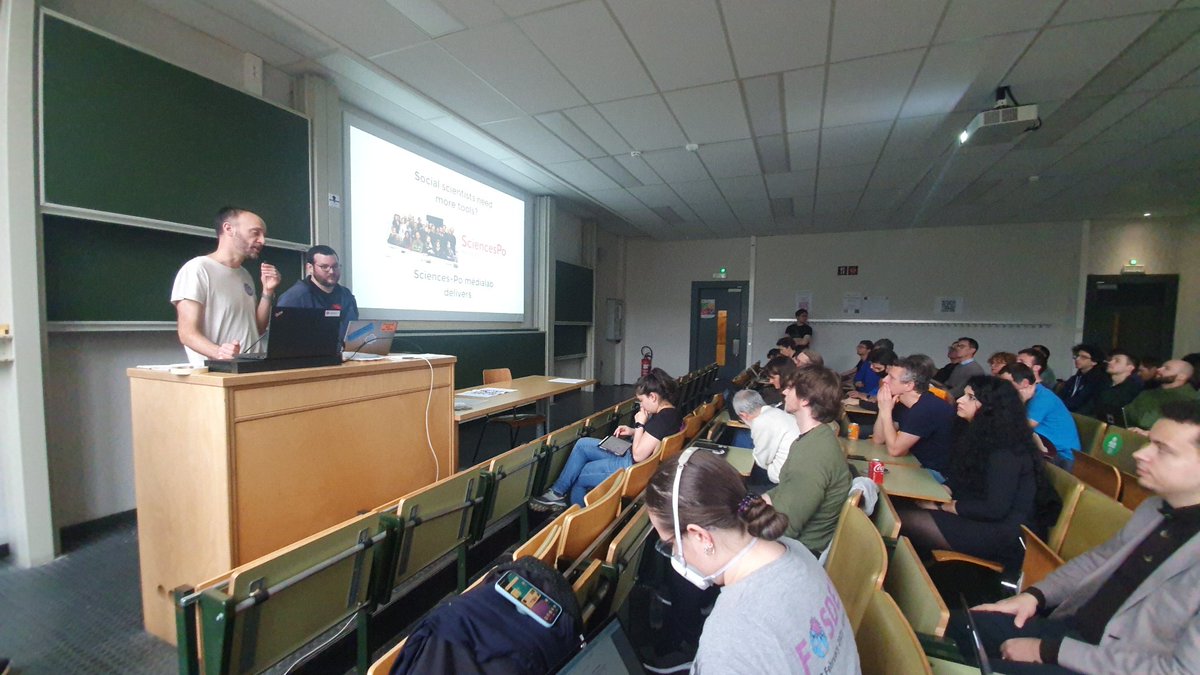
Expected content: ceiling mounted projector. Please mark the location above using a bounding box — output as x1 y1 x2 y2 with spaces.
959 86 1040 145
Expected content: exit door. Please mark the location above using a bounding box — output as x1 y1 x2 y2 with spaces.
690 281 749 381
1082 274 1177 361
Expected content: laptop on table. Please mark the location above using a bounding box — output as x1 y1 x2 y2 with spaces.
342 319 398 360
205 307 342 373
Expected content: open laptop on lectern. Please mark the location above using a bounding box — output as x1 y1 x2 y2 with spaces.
205 307 342 373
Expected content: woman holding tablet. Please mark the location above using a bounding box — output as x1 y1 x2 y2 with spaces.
533 368 681 508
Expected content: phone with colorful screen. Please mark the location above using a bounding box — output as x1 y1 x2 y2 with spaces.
493 570 562 628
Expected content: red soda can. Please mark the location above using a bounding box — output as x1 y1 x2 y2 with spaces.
848 422 860 440
869 459 885 486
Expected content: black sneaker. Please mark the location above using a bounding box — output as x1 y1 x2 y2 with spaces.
529 490 566 511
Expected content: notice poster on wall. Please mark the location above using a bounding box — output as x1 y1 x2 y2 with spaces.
348 125 527 321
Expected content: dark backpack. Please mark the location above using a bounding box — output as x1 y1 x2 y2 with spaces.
390 557 582 675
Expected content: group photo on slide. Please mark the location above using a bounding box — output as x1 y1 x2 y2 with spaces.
387 213 458 264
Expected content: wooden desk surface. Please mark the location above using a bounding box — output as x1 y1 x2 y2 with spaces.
127 354 457 388
844 402 878 416
454 375 595 423
847 459 950 502
840 438 922 467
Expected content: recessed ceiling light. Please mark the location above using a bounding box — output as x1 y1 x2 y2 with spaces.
1143 212 1151 217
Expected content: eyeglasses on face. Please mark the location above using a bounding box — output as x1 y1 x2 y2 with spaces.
314 263 341 272
654 538 678 559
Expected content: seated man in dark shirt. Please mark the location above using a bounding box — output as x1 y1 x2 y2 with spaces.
784 308 813 348
275 244 359 340
1091 348 1143 423
965 401 1200 674
1058 343 1110 413
871 354 956 478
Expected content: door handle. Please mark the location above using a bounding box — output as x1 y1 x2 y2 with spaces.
732 339 740 357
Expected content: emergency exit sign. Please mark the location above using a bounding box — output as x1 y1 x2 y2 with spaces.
837 266 859 276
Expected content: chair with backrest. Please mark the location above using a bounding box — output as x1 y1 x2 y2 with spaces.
187 512 392 675
583 405 618 439
367 637 408 675
381 468 492 594
884 536 949 637
480 368 547 449
1056 486 1132 561
1043 462 1086 552
1019 525 1065 591
1071 450 1121 499
621 445 663 502
557 473 625 566
1093 425 1145 475
857 589 933 675
1119 471 1151 509
614 398 638 427
536 419 586 497
708 392 724 413
871 489 902 540
658 430 687 463
605 506 653 615
584 470 627 521
483 437 546 541
513 509 570 567
1071 413 1107 457
681 413 703 443
825 500 888 632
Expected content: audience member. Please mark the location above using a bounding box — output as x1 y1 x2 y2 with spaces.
1124 360 1197 432
897 376 1058 571
849 347 895 400
793 348 824 368
645 451 860 674
775 337 797 359
1000 363 1080 470
841 339 874 387
988 351 1017 376
1017 348 1049 384
1090 349 1143 424
934 340 961 384
1058 344 1110 413
872 355 957 477
1030 344 1058 387
784 308 813 348
966 401 1200 674
944 337 986 399
533 368 680 508
766 347 782 360
1138 356 1162 390
874 337 895 352
758 356 796 408
731 389 798 485
765 367 852 554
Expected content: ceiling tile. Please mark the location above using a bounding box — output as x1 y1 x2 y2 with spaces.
722 0 831 77
717 175 769 201
607 0 735 90
373 42 524 123
783 66 825 132
824 50 925 126
561 106 632 155
830 0 944 62
936 0 1059 42
857 189 910 211
788 130 820 170
902 32 1036 118
671 178 723 205
756 134 789 173
627 184 683 207
494 0 577 18
1052 0 1175 25
437 22 586 114
1042 140 1140 175
743 75 784 136
640 148 710 182
1127 32 1200 92
480 116 583 163
437 0 508 28
881 112 962 160
1004 14 1160 102
1054 92 1155 145
586 188 647 211
728 198 772 224
816 163 874 193
156 0 308 65
868 158 933 191
819 121 892 168
698 139 761 178
595 95 688 151
765 170 816 199
546 159 621 191
814 190 860 214
615 154 665 184
1089 87 1200 143
274 0 427 58
664 82 753 143
535 112 608 157
589 156 643 187
516 0 656 102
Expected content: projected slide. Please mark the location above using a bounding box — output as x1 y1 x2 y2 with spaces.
348 125 527 320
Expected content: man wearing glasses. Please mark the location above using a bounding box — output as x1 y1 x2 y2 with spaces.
276 244 359 339
943 337 985 399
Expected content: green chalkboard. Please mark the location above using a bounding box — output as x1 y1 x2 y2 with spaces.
44 215 302 322
391 331 545 389
554 325 588 357
40 15 310 243
554 261 594 323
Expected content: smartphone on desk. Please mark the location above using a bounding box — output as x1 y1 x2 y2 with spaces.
494 570 562 628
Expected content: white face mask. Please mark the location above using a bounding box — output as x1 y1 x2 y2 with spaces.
667 448 759 590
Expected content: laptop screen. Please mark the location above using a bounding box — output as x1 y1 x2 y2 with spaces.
556 615 644 674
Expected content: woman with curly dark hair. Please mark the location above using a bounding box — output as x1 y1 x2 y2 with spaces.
896 375 1053 571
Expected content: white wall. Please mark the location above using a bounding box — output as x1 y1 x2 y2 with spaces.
1088 219 1200 356
622 237 753 382
593 228 625 384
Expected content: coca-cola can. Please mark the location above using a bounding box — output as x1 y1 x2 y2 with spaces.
847 423 860 440
869 459 885 486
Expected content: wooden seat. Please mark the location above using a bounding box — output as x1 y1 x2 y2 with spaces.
557 473 625 564
681 413 703 442
857 589 933 675
1019 525 1064 590
708 392 724 413
1071 450 1121 499
571 558 604 609
583 405 618 438
825 500 888 631
1057 487 1132 561
885 536 948 637
614 398 638 427
622 445 663 501
1119 471 1151 509
380 468 491 593
187 512 390 675
1093 425 1145 475
584 470 626 521
513 521 563 566
871 489 902 539
481 367 546 449
606 507 653 613
484 437 547 539
539 419 586 495
659 430 687 462
1043 462 1086 552
367 637 408 675
1071 413 1107 457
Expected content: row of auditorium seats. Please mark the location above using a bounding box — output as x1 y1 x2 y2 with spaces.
174 363 720 675
1069 412 1151 509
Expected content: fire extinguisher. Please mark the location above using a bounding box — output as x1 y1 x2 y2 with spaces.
640 346 654 378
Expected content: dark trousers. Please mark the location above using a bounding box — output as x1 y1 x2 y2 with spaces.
947 610 1083 674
